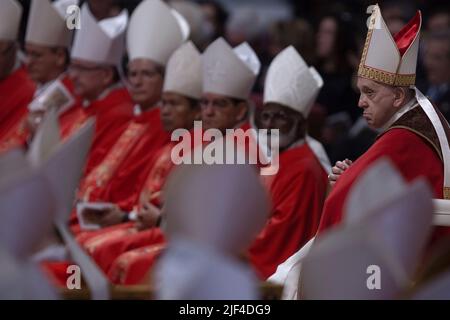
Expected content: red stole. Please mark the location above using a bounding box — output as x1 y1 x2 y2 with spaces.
59 104 87 141
139 141 179 207
248 142 329 279
100 108 170 211
69 87 134 177
77 107 169 208
77 122 254 279
76 132 194 276
78 122 148 201
74 142 175 242
75 141 176 274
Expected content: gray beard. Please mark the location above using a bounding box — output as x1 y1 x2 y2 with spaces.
262 120 299 154
278 120 299 150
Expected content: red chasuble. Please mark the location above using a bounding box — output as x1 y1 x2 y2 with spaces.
78 142 176 274
248 142 329 279
100 108 170 211
76 107 169 207
69 107 169 233
103 122 277 284
63 86 135 177
73 140 178 244
318 106 450 243
0 66 36 152
78 123 255 280
40 87 135 283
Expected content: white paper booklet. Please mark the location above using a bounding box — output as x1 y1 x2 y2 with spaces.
76 201 116 231
28 79 75 114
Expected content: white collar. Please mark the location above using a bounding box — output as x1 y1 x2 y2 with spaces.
382 98 419 132
133 104 142 117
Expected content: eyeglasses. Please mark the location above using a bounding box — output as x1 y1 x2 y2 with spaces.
161 100 185 110
259 110 290 122
128 69 161 79
68 64 106 73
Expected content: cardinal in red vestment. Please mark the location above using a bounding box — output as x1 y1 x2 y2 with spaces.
246 46 330 279
0 37 35 151
0 1 33 150
319 7 450 245
101 38 262 284
0 63 35 151
1 0 81 152
80 40 203 276
68 1 194 235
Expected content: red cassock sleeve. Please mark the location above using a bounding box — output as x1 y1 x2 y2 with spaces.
249 145 328 279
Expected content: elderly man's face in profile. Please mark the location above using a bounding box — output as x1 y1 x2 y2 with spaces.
356 77 400 129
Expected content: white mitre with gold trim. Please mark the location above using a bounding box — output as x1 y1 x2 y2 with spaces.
358 4 421 87
359 5 450 218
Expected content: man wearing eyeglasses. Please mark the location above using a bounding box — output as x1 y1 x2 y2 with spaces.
77 37 264 282
42 2 140 284
74 42 204 283
0 0 80 153
72 37 261 283
25 0 75 99
200 37 260 142
0 1 35 151
248 46 331 279
69 0 187 234
60 3 135 179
